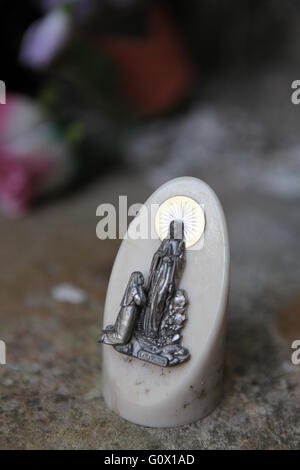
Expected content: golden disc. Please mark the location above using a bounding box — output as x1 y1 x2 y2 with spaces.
155 196 205 248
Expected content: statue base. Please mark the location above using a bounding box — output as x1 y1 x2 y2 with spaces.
115 333 190 367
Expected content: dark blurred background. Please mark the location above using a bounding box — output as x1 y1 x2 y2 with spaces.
1 0 300 211
0 0 300 449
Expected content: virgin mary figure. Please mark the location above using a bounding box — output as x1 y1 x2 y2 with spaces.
142 220 185 336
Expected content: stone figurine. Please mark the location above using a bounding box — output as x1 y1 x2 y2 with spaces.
101 177 230 427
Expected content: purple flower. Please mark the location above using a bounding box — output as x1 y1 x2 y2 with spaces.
20 8 72 69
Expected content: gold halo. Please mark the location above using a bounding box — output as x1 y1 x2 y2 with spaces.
155 196 205 248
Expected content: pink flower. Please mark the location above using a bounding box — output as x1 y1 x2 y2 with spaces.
0 151 50 216
0 95 73 217
19 8 72 69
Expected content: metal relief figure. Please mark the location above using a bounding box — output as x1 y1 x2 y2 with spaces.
99 220 190 367
142 220 185 336
100 271 146 346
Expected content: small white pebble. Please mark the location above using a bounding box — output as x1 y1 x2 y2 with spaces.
2 378 13 387
51 283 87 304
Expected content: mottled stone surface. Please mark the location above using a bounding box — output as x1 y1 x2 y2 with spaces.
1 66 300 448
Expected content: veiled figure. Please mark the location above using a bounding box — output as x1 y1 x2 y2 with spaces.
100 271 145 345
142 220 185 336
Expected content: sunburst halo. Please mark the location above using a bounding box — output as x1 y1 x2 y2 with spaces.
155 196 205 248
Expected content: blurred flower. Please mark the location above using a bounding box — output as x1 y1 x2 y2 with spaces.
20 8 72 69
0 95 73 217
0 151 50 217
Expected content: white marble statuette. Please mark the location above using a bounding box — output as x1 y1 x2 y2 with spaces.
100 177 230 427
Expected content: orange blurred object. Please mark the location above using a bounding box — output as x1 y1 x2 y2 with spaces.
100 5 194 116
